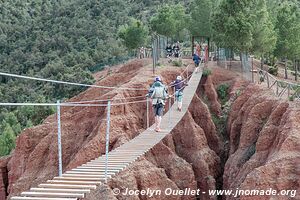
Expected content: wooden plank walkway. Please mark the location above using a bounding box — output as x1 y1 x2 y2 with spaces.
10 68 203 200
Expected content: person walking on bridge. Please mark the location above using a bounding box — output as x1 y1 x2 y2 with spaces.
150 76 168 132
171 76 188 112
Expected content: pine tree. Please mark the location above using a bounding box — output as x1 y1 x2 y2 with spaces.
251 0 277 68
0 123 16 156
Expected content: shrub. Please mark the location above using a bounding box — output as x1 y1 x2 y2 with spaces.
217 83 230 104
202 69 212 77
268 66 278 76
289 96 295 101
172 59 182 67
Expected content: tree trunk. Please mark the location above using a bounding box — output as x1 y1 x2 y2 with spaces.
285 58 288 79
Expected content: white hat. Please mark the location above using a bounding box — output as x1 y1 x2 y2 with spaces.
176 76 182 80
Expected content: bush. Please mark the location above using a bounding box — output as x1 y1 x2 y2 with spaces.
289 96 295 101
217 83 230 105
268 66 278 76
172 59 182 67
202 69 212 77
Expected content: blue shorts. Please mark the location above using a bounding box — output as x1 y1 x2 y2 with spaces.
153 103 164 116
175 91 183 102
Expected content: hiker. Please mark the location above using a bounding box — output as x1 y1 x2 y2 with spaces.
173 42 180 58
193 53 201 73
166 44 173 63
259 70 264 84
166 44 173 57
195 43 201 58
139 47 145 59
150 76 168 132
171 76 188 112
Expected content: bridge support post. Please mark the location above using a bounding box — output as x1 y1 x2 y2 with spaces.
168 97 171 128
105 100 111 184
146 97 149 129
56 100 63 177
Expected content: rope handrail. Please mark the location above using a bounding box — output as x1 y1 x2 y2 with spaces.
0 71 148 91
0 99 148 107
0 72 193 107
67 95 146 104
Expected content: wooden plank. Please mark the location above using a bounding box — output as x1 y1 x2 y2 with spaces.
72 168 120 173
77 166 124 170
11 197 77 200
47 180 101 185
39 184 97 190
21 191 84 198
30 187 90 193
54 177 105 181
66 171 114 175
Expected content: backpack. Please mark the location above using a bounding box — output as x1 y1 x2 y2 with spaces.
151 82 167 105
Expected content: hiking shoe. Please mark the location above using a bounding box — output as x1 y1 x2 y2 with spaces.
155 128 161 132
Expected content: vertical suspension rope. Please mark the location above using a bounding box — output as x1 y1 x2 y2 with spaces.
56 100 63 177
105 100 111 184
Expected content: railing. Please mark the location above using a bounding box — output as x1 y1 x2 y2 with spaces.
256 69 300 100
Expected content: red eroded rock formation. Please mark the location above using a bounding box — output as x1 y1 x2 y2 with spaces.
0 60 190 199
87 91 223 200
1 62 299 200
0 156 10 200
224 84 300 200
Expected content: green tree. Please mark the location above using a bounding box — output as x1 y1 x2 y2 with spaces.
118 19 149 50
189 0 214 38
251 0 277 68
274 1 300 79
0 123 16 156
212 0 254 53
150 4 188 40
150 5 176 38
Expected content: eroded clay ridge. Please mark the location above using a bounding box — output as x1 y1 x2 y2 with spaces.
224 84 300 200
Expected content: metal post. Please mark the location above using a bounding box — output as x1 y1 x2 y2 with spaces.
56 100 63 177
152 39 155 75
168 97 171 128
173 87 176 103
146 97 149 129
251 56 254 83
186 65 189 79
105 100 111 183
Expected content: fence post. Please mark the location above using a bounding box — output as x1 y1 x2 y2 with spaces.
288 84 290 99
105 100 111 183
146 97 149 129
56 100 63 177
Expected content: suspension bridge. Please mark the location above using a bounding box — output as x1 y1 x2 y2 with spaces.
4 63 203 200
